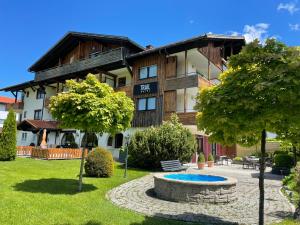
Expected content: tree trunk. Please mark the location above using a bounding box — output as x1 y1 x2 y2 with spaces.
78 131 88 192
78 147 85 192
293 145 297 166
259 129 266 225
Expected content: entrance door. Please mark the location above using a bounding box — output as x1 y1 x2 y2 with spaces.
211 143 217 156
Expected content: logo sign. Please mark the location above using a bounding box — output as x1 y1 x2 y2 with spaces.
134 82 158 95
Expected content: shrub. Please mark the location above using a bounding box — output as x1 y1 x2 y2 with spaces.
274 153 294 168
84 147 114 177
128 114 196 169
0 109 17 161
208 153 214 161
233 157 243 161
198 153 205 163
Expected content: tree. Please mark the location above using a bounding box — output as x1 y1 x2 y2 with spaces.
49 74 134 191
195 39 300 225
0 109 17 161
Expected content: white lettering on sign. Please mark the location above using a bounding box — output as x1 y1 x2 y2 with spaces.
140 84 150 93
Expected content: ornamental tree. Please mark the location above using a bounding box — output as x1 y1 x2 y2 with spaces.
50 74 134 191
195 39 300 225
0 109 17 161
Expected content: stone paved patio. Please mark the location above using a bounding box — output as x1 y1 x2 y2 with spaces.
107 164 294 225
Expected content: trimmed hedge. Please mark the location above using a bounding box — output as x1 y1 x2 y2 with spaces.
0 109 17 161
128 114 196 169
84 147 114 177
274 153 294 169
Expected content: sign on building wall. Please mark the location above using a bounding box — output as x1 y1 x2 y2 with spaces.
133 82 158 95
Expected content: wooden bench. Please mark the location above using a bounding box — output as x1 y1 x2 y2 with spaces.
160 160 188 172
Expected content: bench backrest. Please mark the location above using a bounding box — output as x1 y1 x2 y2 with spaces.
160 160 182 171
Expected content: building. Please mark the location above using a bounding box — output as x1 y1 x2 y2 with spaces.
1 32 245 159
0 96 21 131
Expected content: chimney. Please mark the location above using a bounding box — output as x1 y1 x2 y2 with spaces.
145 45 154 50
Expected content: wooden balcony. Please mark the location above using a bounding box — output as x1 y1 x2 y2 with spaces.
7 102 24 111
34 47 125 82
115 85 132 98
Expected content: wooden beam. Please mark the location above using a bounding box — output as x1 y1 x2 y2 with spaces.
184 50 187 77
184 88 187 113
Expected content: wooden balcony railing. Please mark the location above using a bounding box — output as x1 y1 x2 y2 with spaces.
115 85 132 98
35 47 125 82
7 102 24 111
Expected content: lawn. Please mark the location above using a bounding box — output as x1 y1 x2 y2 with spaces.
0 158 298 225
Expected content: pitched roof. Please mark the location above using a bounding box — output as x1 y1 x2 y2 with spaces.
29 31 145 72
18 119 60 132
0 96 16 104
127 33 245 60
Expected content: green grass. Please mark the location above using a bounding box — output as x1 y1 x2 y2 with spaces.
0 158 196 225
271 220 300 225
0 158 298 225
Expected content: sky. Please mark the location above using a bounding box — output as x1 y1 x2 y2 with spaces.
0 0 299 97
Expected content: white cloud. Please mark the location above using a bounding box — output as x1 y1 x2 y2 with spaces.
277 2 299 15
228 31 240 36
243 23 270 43
289 23 300 30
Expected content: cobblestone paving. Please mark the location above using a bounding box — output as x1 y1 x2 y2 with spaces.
107 165 294 225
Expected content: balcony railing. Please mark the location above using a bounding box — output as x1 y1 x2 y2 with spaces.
34 47 125 82
7 102 24 111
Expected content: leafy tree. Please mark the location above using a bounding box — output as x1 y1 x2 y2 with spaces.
50 74 134 191
0 109 17 161
128 114 196 169
195 39 300 225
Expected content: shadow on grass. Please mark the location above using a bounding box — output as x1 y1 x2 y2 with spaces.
129 213 239 225
57 221 103 225
13 178 97 195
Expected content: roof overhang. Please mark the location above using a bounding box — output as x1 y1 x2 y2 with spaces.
29 31 145 72
126 34 245 62
17 120 60 132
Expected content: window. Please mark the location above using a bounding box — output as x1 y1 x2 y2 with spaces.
107 136 113 146
34 110 42 120
26 91 29 98
176 89 184 112
176 87 197 113
118 77 126 87
36 89 45 99
139 65 157 79
21 133 27 141
137 97 156 111
23 111 27 119
147 97 156 110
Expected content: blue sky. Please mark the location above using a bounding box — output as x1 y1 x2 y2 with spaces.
0 0 299 97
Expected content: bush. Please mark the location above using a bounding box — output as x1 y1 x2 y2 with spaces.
208 153 214 161
233 157 243 161
198 153 205 163
128 114 196 169
84 147 114 177
0 109 17 161
274 153 294 168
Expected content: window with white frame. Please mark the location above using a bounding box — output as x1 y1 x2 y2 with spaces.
21 132 27 141
176 87 198 112
139 65 157 79
137 97 156 111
